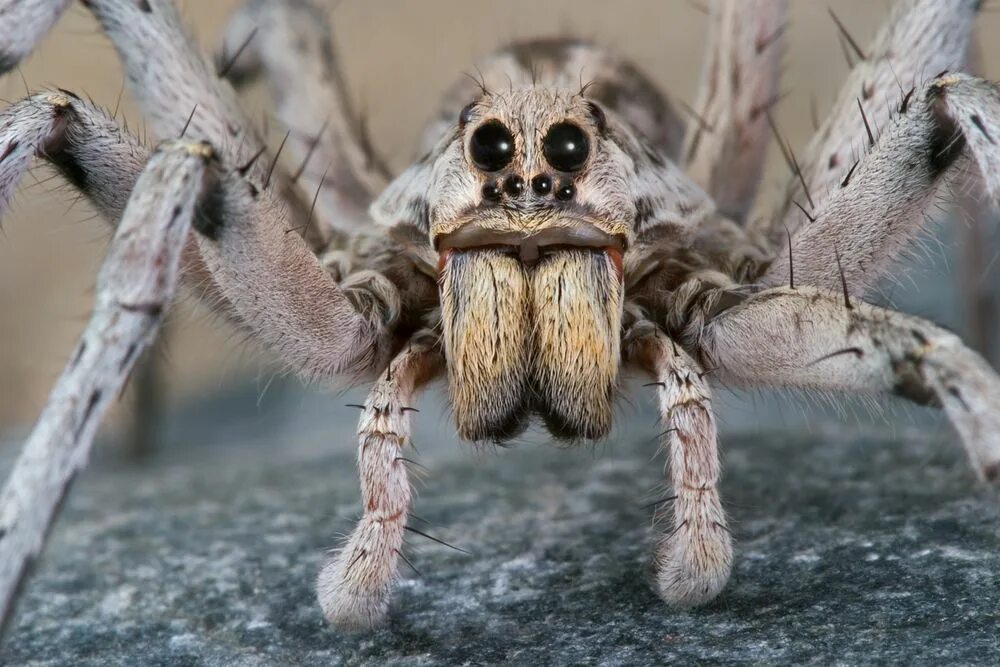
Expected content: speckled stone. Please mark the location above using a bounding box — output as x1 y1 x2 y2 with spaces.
4 424 1000 666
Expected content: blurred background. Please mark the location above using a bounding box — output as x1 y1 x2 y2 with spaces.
1 1 999 464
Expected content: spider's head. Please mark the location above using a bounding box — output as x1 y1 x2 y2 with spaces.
426 90 631 273
373 88 711 270
372 88 711 443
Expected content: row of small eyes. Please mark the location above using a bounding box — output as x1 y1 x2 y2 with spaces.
469 120 590 173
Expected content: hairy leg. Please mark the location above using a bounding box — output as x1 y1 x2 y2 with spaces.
0 0 268 176
0 93 408 630
190 162 400 382
79 0 407 377
0 0 399 380
761 0 979 242
626 321 732 607
683 0 787 224
218 0 389 235
82 0 265 172
762 75 1000 296
0 90 396 381
316 336 443 630
0 93 146 218
697 286 1000 481
81 0 322 239
0 0 423 629
0 91 225 300
0 91 329 360
0 139 212 635
957 181 999 366
0 0 70 73
954 47 999 366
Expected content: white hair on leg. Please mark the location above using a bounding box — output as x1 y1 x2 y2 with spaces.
0 0 70 74
627 321 733 607
0 139 212 635
316 339 443 630
217 0 391 236
699 286 1000 481
761 0 980 242
762 75 1000 297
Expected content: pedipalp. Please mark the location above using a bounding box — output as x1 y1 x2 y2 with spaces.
626 319 733 608
316 335 444 629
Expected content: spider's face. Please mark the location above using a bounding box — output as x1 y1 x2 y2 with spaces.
374 89 678 443
373 88 710 444
428 89 631 272
374 85 710 269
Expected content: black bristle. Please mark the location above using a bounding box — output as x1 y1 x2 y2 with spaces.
264 130 290 190
785 225 795 290
829 9 867 61
217 28 258 79
792 200 815 223
857 98 875 146
834 246 853 310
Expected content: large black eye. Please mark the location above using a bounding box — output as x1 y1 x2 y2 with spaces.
469 120 515 172
542 122 589 172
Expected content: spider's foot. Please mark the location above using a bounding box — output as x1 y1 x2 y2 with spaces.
316 553 392 631
316 517 403 631
654 516 733 609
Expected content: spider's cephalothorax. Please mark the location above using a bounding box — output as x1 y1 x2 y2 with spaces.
378 78 710 441
2 0 1000 636
368 50 715 442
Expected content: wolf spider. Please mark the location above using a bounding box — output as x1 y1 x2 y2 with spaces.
1 0 999 633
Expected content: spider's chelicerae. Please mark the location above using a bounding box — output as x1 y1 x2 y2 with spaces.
1 0 1000 633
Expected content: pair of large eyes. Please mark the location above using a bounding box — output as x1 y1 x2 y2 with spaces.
469 121 590 173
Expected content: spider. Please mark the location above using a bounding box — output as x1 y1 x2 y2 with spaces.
1 0 999 634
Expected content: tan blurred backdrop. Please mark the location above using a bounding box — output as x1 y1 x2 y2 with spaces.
1 1 998 429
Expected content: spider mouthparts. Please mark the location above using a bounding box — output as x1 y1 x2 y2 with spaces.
435 222 626 273
605 246 624 281
439 247 622 442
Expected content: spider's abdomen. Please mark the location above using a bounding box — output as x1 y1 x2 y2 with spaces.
439 247 622 442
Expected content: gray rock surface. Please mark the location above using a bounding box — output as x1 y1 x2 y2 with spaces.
4 419 999 666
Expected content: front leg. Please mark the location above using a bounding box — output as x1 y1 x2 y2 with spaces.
316 336 443 630
626 322 733 607
0 139 212 633
0 0 70 73
763 0 980 241
697 286 1000 481
762 74 1000 297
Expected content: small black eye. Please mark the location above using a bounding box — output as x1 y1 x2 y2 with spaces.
503 174 525 198
555 182 576 201
481 181 502 202
531 174 553 195
469 120 515 172
542 122 589 172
